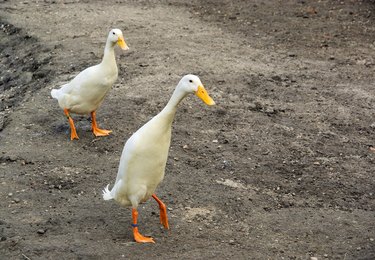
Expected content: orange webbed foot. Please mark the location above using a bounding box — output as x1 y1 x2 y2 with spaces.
64 109 79 140
133 228 155 243
159 209 169 230
91 111 112 137
132 208 155 243
70 130 79 140
152 194 169 229
92 127 112 137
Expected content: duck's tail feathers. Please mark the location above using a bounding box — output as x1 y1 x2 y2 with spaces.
102 184 114 200
51 89 59 99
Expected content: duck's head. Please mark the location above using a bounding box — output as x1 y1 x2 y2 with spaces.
178 74 215 106
108 29 129 50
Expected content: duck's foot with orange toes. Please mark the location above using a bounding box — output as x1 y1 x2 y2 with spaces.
152 194 169 229
64 109 79 140
91 111 112 137
132 208 155 243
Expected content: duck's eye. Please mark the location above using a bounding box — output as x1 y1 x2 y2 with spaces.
112 32 116 35
189 80 193 83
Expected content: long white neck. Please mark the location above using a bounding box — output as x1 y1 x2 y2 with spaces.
157 87 188 125
101 39 116 67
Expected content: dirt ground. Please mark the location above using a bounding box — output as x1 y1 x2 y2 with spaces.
0 0 375 259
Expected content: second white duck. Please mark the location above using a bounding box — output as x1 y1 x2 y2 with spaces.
102 74 215 243
51 28 129 140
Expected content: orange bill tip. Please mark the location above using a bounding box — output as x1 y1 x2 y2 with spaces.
117 36 129 50
196 85 215 106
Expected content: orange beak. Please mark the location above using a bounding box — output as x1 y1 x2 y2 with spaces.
195 85 215 106
117 36 129 50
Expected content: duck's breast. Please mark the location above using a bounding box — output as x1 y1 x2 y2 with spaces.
119 119 173 201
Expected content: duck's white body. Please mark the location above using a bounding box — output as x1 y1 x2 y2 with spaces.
103 81 182 207
51 61 117 114
102 75 215 243
104 109 173 207
51 29 127 115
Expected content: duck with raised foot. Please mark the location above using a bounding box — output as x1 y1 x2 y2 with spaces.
102 74 215 243
51 29 129 140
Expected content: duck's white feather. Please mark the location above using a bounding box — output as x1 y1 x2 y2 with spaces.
102 184 113 200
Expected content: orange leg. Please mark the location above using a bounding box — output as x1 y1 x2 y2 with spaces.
63 109 79 140
152 194 169 229
132 208 155 243
91 111 112 137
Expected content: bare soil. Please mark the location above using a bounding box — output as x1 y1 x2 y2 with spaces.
1 0 375 259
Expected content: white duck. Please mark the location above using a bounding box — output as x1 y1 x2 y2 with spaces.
51 29 129 140
102 74 215 243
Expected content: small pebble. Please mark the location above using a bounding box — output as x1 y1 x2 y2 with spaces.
8 193 13 197
212 139 218 143
37 229 45 235
264 107 275 114
310 257 318 260
13 198 21 203
229 239 235 245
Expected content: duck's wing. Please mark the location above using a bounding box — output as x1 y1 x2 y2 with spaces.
114 131 141 184
62 65 100 96
52 65 101 108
